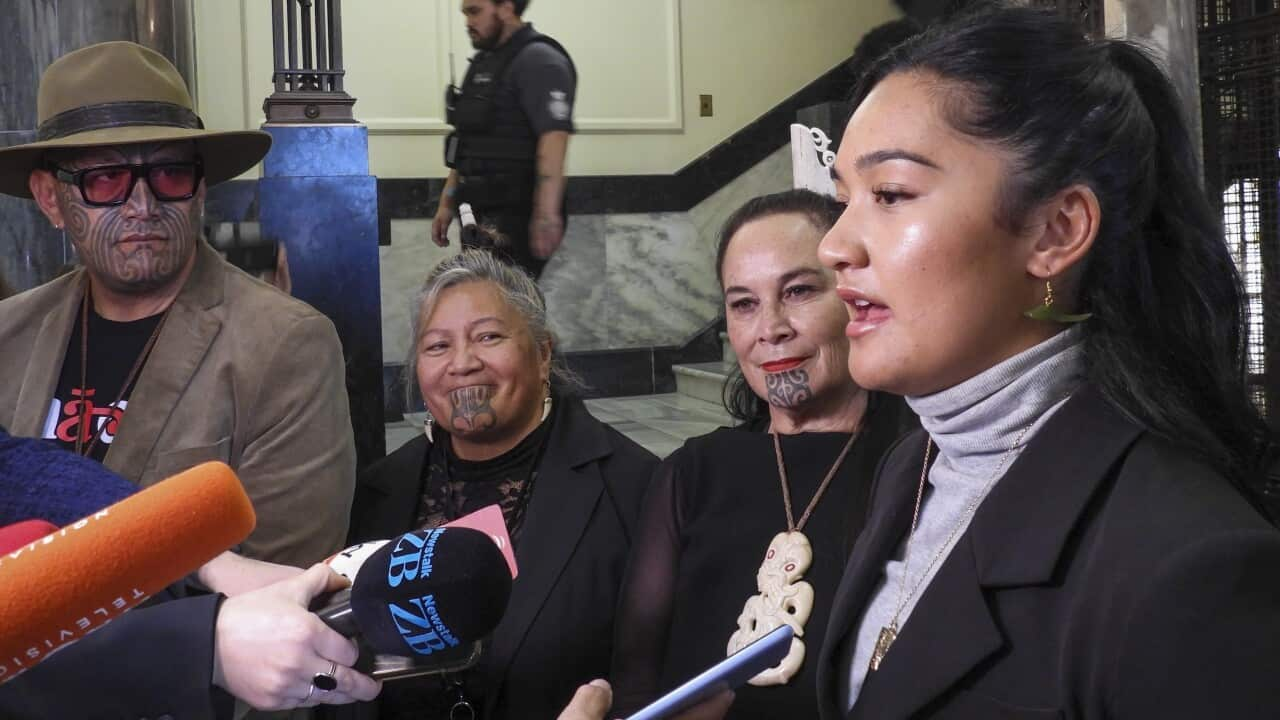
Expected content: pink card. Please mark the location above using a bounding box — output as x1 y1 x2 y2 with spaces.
443 504 519 579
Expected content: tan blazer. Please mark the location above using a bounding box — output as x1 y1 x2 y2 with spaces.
0 241 355 566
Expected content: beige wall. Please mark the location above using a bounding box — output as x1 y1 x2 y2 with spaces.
195 0 899 178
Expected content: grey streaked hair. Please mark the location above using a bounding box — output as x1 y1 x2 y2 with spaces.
405 250 583 406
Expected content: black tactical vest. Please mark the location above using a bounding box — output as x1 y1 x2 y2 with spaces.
444 26 575 180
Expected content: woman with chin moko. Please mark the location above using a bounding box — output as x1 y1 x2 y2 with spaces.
610 190 914 720
345 249 656 720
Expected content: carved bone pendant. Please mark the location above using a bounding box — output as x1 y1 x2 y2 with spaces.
727 531 815 686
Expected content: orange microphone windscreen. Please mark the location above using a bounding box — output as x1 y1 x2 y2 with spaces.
0 461 255 683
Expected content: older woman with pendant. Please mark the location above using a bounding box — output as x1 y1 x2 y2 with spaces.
343 249 657 720
610 190 914 719
813 6 1280 719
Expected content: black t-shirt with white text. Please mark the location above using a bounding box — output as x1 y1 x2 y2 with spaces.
43 305 163 462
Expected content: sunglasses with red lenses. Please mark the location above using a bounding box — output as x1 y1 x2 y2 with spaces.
51 159 204 207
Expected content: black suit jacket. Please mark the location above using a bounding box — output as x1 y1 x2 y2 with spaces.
345 395 656 719
0 593 230 720
816 385 1280 719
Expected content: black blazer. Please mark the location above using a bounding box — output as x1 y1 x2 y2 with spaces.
0 594 231 720
346 395 657 720
816 384 1280 719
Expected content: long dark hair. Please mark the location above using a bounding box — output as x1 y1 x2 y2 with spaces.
854 4 1275 513
716 189 845 427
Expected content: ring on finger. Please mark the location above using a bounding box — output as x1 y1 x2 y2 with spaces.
312 660 339 693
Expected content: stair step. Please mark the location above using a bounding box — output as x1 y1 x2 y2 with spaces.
720 331 735 364
673 361 736 405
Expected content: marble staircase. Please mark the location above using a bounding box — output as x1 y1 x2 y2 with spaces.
672 362 735 405
672 330 737 408
585 331 737 456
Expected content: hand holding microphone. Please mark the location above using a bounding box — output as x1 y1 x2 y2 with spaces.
214 563 381 710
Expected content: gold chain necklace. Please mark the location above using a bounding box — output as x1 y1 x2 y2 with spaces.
867 422 1033 672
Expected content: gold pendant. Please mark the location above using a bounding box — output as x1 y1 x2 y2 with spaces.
868 623 897 672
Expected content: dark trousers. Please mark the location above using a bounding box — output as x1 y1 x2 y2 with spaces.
463 204 547 280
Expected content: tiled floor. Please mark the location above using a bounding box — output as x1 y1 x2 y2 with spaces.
583 393 733 457
384 393 733 459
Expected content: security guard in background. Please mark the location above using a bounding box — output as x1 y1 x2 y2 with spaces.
434 0 576 280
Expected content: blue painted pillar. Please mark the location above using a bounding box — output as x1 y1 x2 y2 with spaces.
258 125 385 467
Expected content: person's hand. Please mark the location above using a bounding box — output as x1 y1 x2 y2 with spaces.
212 563 382 710
556 680 733 720
557 679 613 720
432 206 454 247
198 551 304 596
529 213 565 259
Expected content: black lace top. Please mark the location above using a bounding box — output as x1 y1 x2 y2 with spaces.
415 415 553 542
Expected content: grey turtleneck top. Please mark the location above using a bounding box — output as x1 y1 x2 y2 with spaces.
841 328 1086 710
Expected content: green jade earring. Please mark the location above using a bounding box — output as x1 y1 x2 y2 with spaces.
1024 279 1092 323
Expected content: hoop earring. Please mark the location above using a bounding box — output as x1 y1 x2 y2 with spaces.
1023 279 1092 323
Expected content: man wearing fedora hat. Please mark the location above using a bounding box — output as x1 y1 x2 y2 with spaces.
0 42 356 567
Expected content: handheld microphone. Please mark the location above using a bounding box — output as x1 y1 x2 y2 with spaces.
0 431 138 526
315 526 512 662
459 202 483 247
0 462 256 684
324 504 519 583
0 520 58 554
459 202 477 231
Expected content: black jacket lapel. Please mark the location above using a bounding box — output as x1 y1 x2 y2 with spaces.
850 533 1002 719
968 385 1142 587
482 396 615 709
817 431 930 720
349 434 430 544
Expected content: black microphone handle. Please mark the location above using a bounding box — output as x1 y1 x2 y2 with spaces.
313 586 360 638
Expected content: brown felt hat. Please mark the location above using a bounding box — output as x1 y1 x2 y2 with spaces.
0 41 271 198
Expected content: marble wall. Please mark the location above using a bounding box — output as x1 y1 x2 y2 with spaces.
0 0 195 294
688 145 793 259
380 220 463 365
542 212 722 351
378 145 792 363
